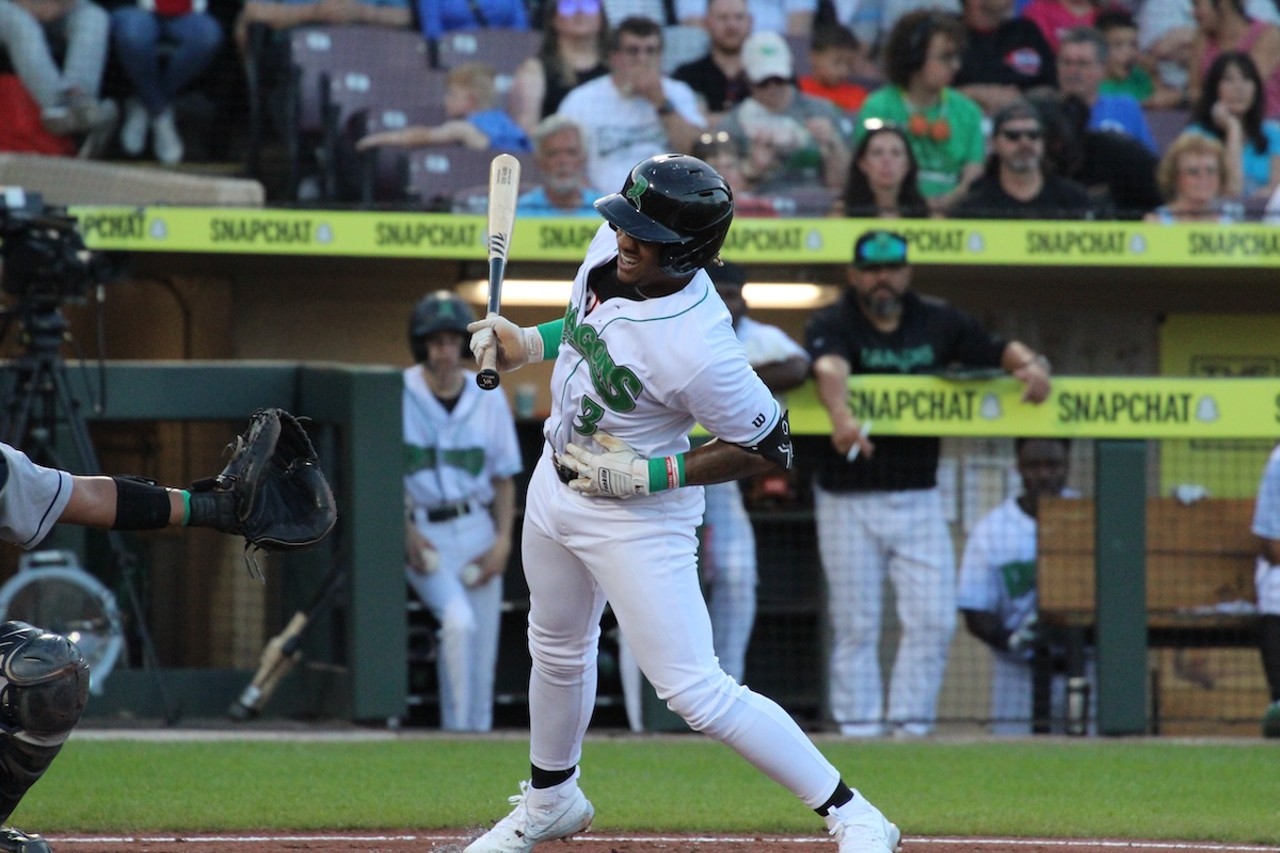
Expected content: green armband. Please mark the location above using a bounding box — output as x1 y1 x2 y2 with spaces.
537 319 563 359
646 454 686 493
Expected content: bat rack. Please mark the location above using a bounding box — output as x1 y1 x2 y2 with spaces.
0 300 180 724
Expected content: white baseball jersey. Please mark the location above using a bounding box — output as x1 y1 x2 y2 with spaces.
543 223 781 473
956 495 1039 661
1252 442 1280 614
403 367 522 509
0 443 73 549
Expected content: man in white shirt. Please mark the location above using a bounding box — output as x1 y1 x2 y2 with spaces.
556 15 706 193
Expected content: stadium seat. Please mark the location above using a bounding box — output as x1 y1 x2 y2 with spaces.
1144 106 1190 155
432 28 541 97
662 24 709 75
339 102 452 203
785 33 812 79
404 145 537 211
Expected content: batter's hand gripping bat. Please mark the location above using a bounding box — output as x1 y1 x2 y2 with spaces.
476 153 521 390
227 561 347 720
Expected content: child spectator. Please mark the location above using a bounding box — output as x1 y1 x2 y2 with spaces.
1097 9 1185 108
356 62 531 152
798 23 869 112
111 0 224 165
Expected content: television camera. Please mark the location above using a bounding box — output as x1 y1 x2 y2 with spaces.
0 187 114 311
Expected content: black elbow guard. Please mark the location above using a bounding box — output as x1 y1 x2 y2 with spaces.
747 410 793 470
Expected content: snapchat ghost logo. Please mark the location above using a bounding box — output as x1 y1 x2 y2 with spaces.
316 223 333 244
1195 396 1219 423
967 232 985 254
149 219 167 240
980 393 1002 420
805 229 823 251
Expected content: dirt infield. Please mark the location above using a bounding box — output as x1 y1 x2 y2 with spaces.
46 832 1280 852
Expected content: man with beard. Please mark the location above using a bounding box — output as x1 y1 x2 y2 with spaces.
517 115 601 216
673 0 754 123
951 99 1096 218
804 228 1051 738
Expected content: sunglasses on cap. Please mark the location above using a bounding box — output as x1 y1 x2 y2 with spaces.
557 0 600 14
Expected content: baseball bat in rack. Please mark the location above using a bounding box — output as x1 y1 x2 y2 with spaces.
476 153 521 390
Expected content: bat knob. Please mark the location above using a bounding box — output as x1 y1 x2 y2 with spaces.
476 369 501 390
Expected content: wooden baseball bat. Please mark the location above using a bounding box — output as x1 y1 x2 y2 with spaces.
476 153 521 390
227 562 348 720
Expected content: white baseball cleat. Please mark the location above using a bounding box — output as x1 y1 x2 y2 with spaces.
464 780 594 852
825 794 902 853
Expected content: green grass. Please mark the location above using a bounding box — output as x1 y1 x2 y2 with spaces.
21 736 1280 844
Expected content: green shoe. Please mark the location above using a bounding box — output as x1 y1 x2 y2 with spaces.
1263 700 1280 739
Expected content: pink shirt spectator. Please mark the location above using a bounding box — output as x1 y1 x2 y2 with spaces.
1201 19 1280 117
1023 0 1097 52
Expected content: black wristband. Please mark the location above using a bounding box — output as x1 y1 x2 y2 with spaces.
112 476 172 530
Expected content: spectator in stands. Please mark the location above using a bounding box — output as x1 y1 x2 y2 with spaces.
957 438 1076 736
1057 27 1159 153
840 121 930 217
1137 0 1197 101
954 0 1057 116
1251 441 1280 739
1187 49 1280 197
1028 87 1163 217
819 0 888 50
1145 130 1244 219
356 61 530 152
1189 0 1280 118
516 114 601 215
1022 0 1095 53
672 0 753 123
418 0 527 41
716 30 852 192
110 0 223 165
805 228 1052 738
952 99 1096 217
0 0 115 153
233 0 410 55
691 128 782 214
797 23 869 112
1096 9 1185 109
556 15 705 193
509 0 608 135
681 0 817 36
855 10 985 212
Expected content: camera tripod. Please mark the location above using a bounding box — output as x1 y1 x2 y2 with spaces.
0 302 178 724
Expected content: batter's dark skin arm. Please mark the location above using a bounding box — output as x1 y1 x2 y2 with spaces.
683 438 778 486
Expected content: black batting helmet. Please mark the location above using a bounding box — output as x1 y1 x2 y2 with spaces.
594 153 734 278
409 290 474 362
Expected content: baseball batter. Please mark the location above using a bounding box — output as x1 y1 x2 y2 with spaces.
403 291 521 733
957 438 1078 735
1252 441 1280 737
465 154 900 853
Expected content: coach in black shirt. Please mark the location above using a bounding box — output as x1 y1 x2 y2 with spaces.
803 228 1051 739
954 0 1056 115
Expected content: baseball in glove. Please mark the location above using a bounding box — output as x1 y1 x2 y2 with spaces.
187 408 337 570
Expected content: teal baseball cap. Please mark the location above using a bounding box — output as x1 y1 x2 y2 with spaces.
853 230 908 268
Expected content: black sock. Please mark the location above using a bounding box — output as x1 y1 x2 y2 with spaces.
530 764 575 789
1261 615 1280 702
815 781 854 816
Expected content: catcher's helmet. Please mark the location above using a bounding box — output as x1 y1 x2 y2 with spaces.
594 153 734 278
409 290 474 362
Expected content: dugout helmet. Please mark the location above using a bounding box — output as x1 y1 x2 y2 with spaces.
409 290 474 363
594 153 734 278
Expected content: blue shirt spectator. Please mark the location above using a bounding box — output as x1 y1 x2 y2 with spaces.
517 186 598 215
469 107 532 152
419 0 527 41
1089 93 1157 152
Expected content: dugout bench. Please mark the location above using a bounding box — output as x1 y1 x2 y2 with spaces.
1037 494 1260 734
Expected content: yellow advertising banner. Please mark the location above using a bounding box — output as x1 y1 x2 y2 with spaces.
69 207 1280 267
785 375 1280 438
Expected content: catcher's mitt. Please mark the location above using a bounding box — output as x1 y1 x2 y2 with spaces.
188 408 337 562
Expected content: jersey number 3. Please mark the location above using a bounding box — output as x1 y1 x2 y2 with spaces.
573 395 605 436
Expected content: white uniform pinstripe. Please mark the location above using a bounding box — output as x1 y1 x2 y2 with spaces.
403 367 522 732
523 224 844 809
0 443 73 548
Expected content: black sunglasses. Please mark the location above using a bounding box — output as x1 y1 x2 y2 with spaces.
998 128 1043 142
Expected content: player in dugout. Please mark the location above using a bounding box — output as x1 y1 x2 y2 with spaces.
466 152 901 853
0 414 334 852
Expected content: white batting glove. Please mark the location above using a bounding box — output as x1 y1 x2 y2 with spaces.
467 315 535 372
562 431 686 499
